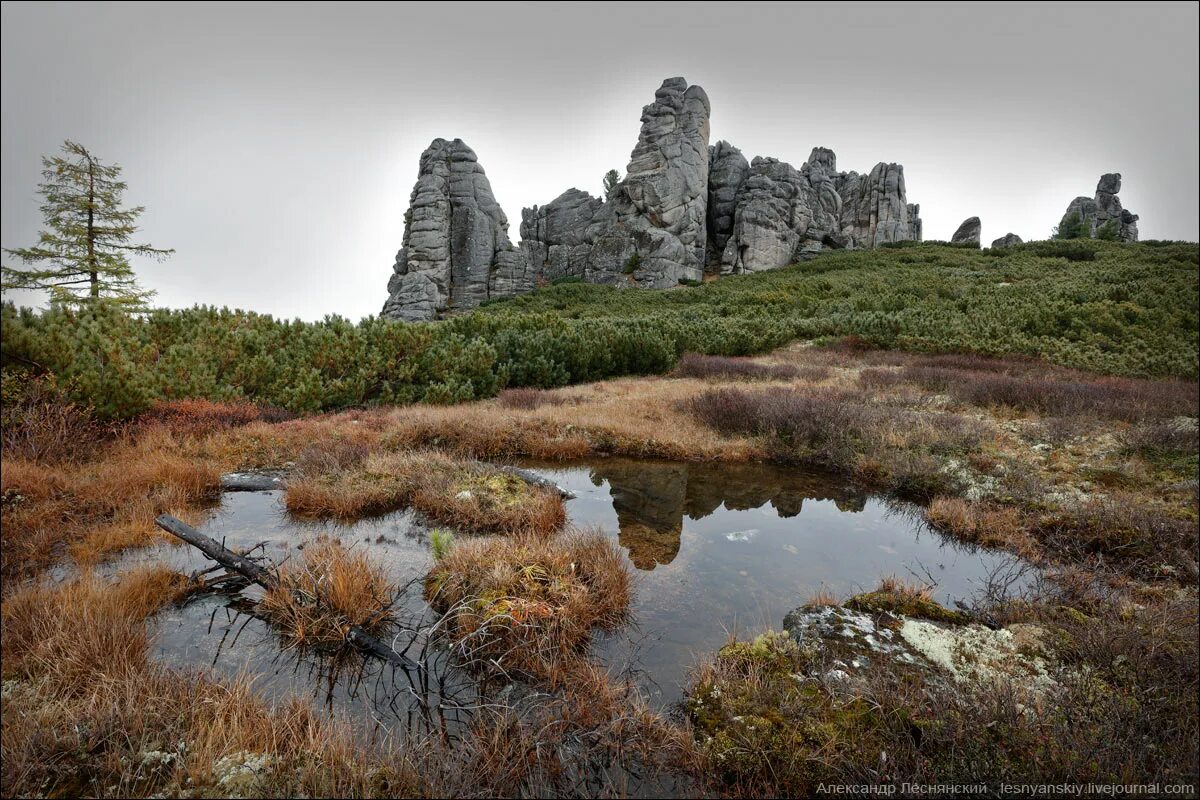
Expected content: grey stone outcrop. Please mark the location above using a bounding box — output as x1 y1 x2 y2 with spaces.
991 232 1023 248
950 216 982 246
1058 173 1139 242
381 138 527 321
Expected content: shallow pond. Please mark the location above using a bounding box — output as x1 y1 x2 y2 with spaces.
525 458 1025 703
126 458 1025 731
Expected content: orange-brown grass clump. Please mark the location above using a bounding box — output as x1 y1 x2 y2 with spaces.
260 539 396 648
496 387 568 410
1 429 220 581
927 496 1037 556
285 450 566 535
424 529 631 680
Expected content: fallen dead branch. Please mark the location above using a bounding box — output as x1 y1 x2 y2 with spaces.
154 513 418 669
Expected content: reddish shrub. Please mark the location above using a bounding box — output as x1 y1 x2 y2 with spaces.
0 370 109 463
136 398 294 436
673 353 825 382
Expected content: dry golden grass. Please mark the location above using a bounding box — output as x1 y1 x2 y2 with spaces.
260 539 396 648
927 496 1038 556
425 529 632 679
285 449 567 535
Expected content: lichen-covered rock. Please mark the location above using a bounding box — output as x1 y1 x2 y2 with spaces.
991 232 1023 248
382 138 528 321
1057 173 1139 242
950 216 982 246
706 141 750 264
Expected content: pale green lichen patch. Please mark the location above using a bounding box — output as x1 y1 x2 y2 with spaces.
899 619 1059 692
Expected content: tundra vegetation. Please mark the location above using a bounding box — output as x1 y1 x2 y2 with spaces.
1 240 1197 797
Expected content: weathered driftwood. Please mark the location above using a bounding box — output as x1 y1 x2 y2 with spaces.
154 514 417 669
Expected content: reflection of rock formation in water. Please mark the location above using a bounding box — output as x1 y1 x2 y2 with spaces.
596 462 687 570
590 460 869 570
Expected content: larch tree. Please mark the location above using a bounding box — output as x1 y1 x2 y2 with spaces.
2 140 173 308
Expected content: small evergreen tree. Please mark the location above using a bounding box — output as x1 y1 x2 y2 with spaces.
2 140 173 308
1055 211 1088 240
1095 219 1120 241
603 169 622 197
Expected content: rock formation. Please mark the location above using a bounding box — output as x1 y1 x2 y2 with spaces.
586 77 712 287
384 78 924 319
518 189 607 283
1058 173 1139 242
382 138 528 321
991 232 1023 248
951 216 981 246
719 149 922 274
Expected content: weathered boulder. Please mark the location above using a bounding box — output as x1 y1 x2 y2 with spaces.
950 216 982 246
706 141 750 264
991 232 1023 248
1057 173 1139 242
382 138 527 321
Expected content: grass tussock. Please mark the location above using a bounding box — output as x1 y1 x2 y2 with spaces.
496 387 569 410
134 397 295 437
927 496 1037 555
1 434 219 581
285 449 566 535
424 529 631 679
260 539 397 648
843 576 970 624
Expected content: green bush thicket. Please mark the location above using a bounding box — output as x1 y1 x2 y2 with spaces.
1 241 1195 418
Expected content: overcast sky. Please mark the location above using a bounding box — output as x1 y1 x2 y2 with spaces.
3 2 1197 320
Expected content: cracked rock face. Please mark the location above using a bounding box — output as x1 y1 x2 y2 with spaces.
991 232 1023 248
706 141 751 264
381 138 527 321
951 216 982 246
518 188 609 283
837 161 917 248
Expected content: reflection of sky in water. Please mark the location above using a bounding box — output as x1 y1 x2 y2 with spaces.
129 459 1027 722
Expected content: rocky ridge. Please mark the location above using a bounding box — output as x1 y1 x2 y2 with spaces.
382 78 924 320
